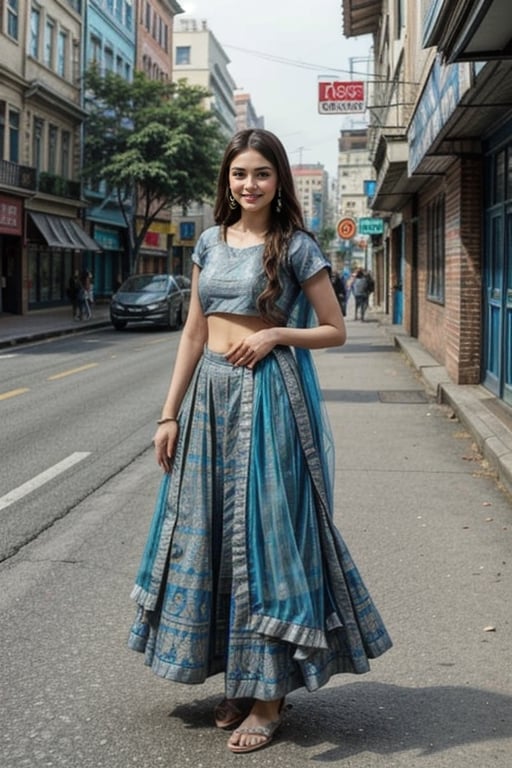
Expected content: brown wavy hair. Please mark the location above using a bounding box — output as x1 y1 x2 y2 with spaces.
213 129 307 324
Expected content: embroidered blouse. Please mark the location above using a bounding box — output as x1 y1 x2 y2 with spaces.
191 225 330 320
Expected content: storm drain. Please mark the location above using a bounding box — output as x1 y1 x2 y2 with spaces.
378 389 429 404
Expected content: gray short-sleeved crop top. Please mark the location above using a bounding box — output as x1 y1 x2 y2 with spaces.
192 226 330 319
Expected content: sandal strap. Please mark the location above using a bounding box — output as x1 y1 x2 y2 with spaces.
234 719 281 738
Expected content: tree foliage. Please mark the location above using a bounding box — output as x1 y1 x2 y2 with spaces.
83 67 225 272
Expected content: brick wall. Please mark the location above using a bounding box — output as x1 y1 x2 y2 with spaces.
415 157 483 384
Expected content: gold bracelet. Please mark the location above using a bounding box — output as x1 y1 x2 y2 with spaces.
156 417 178 425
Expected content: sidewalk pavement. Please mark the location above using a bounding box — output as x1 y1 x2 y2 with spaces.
0 303 112 348
1 303 512 500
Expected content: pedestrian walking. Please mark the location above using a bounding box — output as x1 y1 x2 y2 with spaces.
128 128 392 754
80 270 92 320
353 267 370 321
67 270 82 319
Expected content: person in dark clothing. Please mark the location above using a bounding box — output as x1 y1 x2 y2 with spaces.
331 270 347 316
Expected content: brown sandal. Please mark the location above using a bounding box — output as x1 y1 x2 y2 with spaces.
214 697 254 730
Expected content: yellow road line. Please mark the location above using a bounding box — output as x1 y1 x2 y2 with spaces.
0 387 30 401
48 363 99 380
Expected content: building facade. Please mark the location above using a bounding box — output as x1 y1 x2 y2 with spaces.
336 128 375 271
0 0 100 314
171 17 237 274
134 0 183 275
234 91 264 131
343 0 512 408
83 0 137 298
292 164 329 237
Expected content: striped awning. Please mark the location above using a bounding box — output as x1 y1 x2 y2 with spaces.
28 212 101 251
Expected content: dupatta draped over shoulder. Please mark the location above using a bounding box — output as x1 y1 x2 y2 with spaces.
128 228 392 699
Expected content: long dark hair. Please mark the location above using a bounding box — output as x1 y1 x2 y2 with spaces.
213 129 306 324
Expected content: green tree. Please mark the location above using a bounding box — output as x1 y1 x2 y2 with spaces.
318 226 336 252
83 67 225 273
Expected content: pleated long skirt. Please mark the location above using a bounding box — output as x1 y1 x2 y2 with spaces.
128 346 392 700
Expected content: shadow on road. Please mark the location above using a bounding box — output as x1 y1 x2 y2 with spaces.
169 681 511 760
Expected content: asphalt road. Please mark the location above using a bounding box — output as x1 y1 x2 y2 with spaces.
0 326 180 561
1 319 511 767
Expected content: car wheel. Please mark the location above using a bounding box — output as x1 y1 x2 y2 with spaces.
112 319 127 330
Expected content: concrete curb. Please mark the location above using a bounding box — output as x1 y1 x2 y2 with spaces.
391 329 512 497
0 318 112 350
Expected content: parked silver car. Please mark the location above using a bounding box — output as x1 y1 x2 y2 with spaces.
110 273 191 331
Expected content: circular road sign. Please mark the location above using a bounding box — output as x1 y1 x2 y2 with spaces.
337 217 357 239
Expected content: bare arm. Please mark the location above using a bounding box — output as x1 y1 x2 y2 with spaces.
225 269 346 368
153 266 207 471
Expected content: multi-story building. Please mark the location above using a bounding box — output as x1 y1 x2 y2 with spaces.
234 91 264 131
83 0 137 297
337 127 376 274
137 0 182 82
173 18 237 137
292 163 329 237
343 0 512 406
171 17 237 273
1 0 99 314
134 0 183 275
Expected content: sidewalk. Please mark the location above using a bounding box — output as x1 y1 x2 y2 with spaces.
1 303 512 500
0 303 111 348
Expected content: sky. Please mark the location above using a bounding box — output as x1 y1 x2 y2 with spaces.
178 1 372 179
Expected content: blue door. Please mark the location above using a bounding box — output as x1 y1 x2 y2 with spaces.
392 224 404 325
504 204 512 405
484 203 512 405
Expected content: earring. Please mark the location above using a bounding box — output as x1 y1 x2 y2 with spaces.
228 191 238 210
276 188 282 213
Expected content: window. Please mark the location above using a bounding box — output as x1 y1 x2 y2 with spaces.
57 30 67 77
145 1 151 30
106 0 114 12
104 47 113 72
33 118 44 172
90 35 101 63
44 18 55 68
125 0 132 28
48 125 58 173
0 104 4 161
426 195 445 303
175 46 190 65
61 130 70 178
30 7 40 58
115 0 122 20
7 0 18 39
9 108 19 163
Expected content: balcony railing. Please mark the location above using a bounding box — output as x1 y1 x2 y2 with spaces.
0 159 37 191
38 172 82 199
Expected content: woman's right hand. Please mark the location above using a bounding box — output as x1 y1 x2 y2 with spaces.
153 422 179 473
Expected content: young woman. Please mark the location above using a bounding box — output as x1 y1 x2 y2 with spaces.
129 129 392 754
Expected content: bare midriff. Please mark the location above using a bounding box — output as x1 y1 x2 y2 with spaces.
206 312 271 353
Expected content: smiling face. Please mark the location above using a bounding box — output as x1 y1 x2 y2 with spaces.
228 149 279 215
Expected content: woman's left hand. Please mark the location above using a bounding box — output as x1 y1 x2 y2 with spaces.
225 328 278 369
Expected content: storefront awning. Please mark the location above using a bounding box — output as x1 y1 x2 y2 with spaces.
424 0 512 63
28 212 101 251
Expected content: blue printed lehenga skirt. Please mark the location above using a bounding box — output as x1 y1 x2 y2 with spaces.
128 345 392 700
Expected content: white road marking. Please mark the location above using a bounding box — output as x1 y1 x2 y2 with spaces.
0 452 91 511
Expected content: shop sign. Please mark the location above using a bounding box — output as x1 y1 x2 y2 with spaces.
180 222 195 240
0 195 22 235
318 81 365 114
337 217 357 239
358 217 384 235
94 226 120 250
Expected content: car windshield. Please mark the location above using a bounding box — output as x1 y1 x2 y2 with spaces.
121 275 169 293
